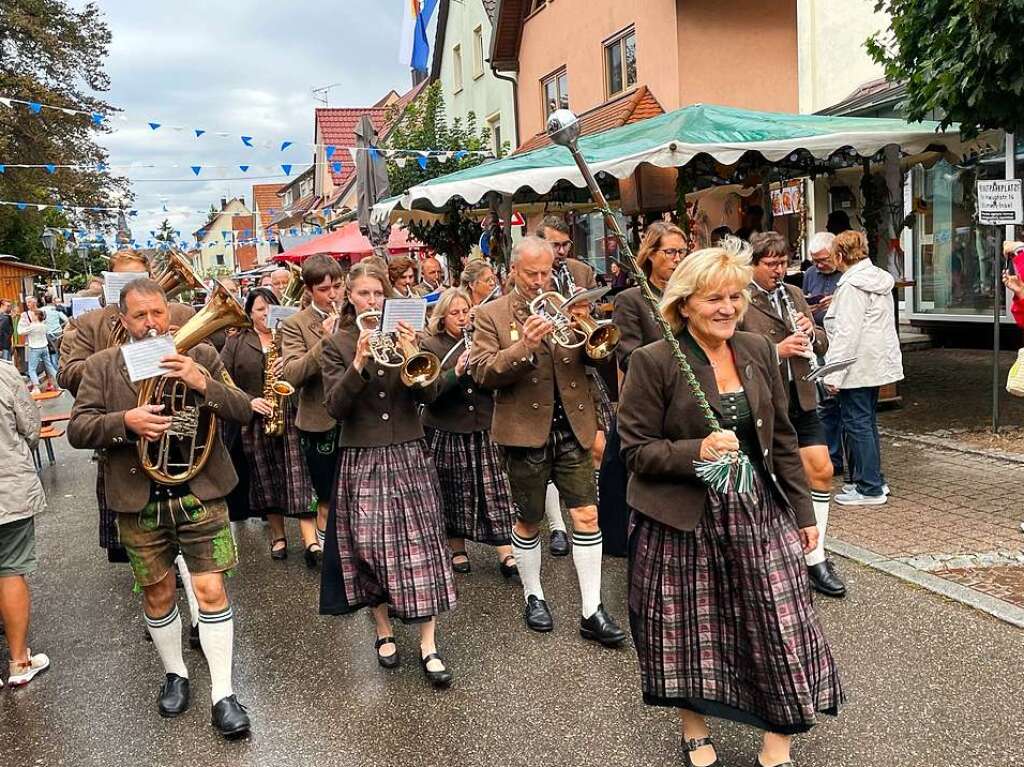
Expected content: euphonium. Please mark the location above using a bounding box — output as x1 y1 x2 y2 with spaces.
136 284 252 485
354 309 441 387
262 329 294 438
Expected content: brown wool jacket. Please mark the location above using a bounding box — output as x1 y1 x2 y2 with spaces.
280 304 335 433
67 343 252 513
321 325 441 448
220 328 267 399
469 290 597 449
612 285 664 373
739 283 827 413
420 332 495 434
58 302 196 396
617 330 814 532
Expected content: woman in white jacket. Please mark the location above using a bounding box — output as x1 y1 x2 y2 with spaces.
822 230 904 506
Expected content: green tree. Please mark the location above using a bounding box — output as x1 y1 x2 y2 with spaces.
383 82 498 264
867 1 1024 137
0 0 128 265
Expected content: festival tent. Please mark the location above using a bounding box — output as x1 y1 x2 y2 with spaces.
273 221 423 263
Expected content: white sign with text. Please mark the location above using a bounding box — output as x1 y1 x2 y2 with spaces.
977 179 1023 225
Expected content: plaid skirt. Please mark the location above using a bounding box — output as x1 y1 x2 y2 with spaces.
282 402 316 515
240 419 290 515
589 373 614 432
427 428 515 545
321 439 456 622
628 473 844 735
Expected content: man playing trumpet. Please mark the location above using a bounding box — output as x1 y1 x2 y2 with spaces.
469 236 625 646
67 279 253 737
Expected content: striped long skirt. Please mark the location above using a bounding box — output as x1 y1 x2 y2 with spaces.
281 402 316 516
628 473 844 735
427 428 515 546
320 439 456 622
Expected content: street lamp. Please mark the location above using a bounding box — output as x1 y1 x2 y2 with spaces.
77 242 92 277
40 228 60 300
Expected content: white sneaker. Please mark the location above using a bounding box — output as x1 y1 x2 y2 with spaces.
835 490 887 506
842 483 890 496
7 650 50 687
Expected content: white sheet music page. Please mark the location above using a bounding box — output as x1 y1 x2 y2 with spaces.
121 334 178 382
267 305 299 329
102 271 148 305
71 296 102 317
381 297 427 333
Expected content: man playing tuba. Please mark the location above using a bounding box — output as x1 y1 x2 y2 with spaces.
68 279 254 738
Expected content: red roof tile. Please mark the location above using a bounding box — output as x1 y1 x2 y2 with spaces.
515 85 665 154
251 183 284 229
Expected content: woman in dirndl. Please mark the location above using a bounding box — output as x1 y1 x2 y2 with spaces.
220 288 318 562
420 287 518 579
617 239 843 767
320 261 456 689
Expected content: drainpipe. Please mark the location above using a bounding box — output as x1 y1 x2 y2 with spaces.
489 60 520 155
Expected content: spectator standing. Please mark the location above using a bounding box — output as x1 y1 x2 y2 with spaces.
0 358 49 687
1003 241 1024 329
0 300 13 362
19 310 58 392
41 295 68 368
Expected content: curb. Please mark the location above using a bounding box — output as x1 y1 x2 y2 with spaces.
827 538 1024 630
879 428 1024 465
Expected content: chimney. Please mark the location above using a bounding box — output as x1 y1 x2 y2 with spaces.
220 197 228 210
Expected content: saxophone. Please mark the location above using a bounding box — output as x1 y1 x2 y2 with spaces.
262 329 295 437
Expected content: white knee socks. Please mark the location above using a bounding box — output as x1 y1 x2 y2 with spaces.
174 554 199 628
198 606 235 704
571 530 603 618
806 491 830 567
544 483 566 533
511 530 544 602
145 605 188 678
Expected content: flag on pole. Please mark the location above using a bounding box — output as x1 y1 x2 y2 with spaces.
398 0 439 73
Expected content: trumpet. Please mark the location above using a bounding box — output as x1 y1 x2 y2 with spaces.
355 309 441 387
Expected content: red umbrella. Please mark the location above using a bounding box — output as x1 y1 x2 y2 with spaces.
273 222 423 263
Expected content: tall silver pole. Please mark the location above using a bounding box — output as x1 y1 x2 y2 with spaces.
994 132 1016 433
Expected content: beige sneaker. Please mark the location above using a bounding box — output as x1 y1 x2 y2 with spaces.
8 650 50 687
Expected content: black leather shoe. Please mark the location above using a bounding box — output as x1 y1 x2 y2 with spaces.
549 530 570 557
158 673 190 718
304 545 322 570
374 636 400 669
211 694 250 738
682 736 719 767
270 538 287 561
189 622 201 651
808 562 846 598
579 604 627 647
420 652 453 688
451 550 471 574
498 554 519 581
524 594 554 632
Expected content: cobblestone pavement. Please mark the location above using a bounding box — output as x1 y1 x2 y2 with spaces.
934 566 1024 609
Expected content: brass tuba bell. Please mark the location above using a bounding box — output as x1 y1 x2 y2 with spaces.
136 283 252 485
155 249 206 300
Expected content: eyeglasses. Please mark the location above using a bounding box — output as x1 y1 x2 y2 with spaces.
550 240 573 252
658 248 687 259
760 259 788 270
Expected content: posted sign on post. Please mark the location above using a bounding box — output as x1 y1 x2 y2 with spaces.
977 179 1023 225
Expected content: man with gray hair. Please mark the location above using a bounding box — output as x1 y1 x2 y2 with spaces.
469 236 625 646
803 231 840 325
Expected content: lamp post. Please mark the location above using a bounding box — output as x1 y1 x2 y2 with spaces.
77 242 92 277
40 228 61 301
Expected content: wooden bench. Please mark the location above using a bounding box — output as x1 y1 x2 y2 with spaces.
32 425 64 469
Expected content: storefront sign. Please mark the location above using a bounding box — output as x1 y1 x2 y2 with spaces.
977 179 1023 225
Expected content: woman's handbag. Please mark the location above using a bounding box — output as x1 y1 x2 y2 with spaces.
1007 348 1024 398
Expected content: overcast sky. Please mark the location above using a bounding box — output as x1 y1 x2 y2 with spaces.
92 0 414 247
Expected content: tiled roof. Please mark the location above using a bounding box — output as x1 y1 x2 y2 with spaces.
481 0 498 23
251 183 284 229
270 193 320 227
515 85 664 154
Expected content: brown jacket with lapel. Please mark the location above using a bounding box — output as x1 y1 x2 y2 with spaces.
612 285 664 373
280 304 335 433
220 327 267 399
58 302 196 396
67 342 252 513
739 283 827 413
617 329 814 533
469 290 597 449
420 332 495 433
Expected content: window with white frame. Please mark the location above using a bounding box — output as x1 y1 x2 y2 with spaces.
604 27 637 98
472 25 485 78
542 68 569 118
487 113 503 158
453 44 463 92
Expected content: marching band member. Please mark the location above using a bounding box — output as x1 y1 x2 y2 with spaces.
320 261 456 688
740 231 845 598
617 241 842 767
67 279 253 737
415 256 444 296
469 236 625 646
388 255 419 298
220 288 317 562
280 254 345 562
269 267 292 302
420 287 518 578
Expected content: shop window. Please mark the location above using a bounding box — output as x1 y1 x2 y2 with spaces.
542 68 569 119
604 27 637 98
453 44 463 93
472 25 485 79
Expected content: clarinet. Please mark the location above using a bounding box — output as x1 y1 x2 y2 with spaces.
777 285 826 398
555 259 578 297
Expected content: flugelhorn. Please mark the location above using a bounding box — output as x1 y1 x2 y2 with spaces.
528 290 586 349
136 283 252 485
355 309 441 387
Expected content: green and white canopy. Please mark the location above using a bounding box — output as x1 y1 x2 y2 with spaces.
375 103 994 219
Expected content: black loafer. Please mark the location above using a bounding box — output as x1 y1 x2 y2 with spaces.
270 538 287 561
549 530 570 557
304 545 322 570
579 604 627 647
524 594 554 632
211 694 250 738
374 636 400 669
498 554 519 580
682 736 719 767
420 652 453 688
808 562 846 598
158 673 190 718
451 550 471 574
189 623 201 651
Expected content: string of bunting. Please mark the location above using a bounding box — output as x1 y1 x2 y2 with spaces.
0 94 492 161
0 198 344 220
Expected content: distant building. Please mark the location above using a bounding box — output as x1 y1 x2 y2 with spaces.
192 197 254 275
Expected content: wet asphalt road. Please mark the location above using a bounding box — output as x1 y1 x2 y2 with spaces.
1 436 1022 767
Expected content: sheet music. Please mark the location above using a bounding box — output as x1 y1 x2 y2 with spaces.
267 305 299 329
381 297 427 333
804 357 857 382
71 296 102 317
102 271 147 305
121 334 178 382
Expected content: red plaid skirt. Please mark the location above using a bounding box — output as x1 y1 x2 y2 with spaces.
240 419 290 515
628 474 844 734
323 439 456 622
281 401 316 516
427 428 515 546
